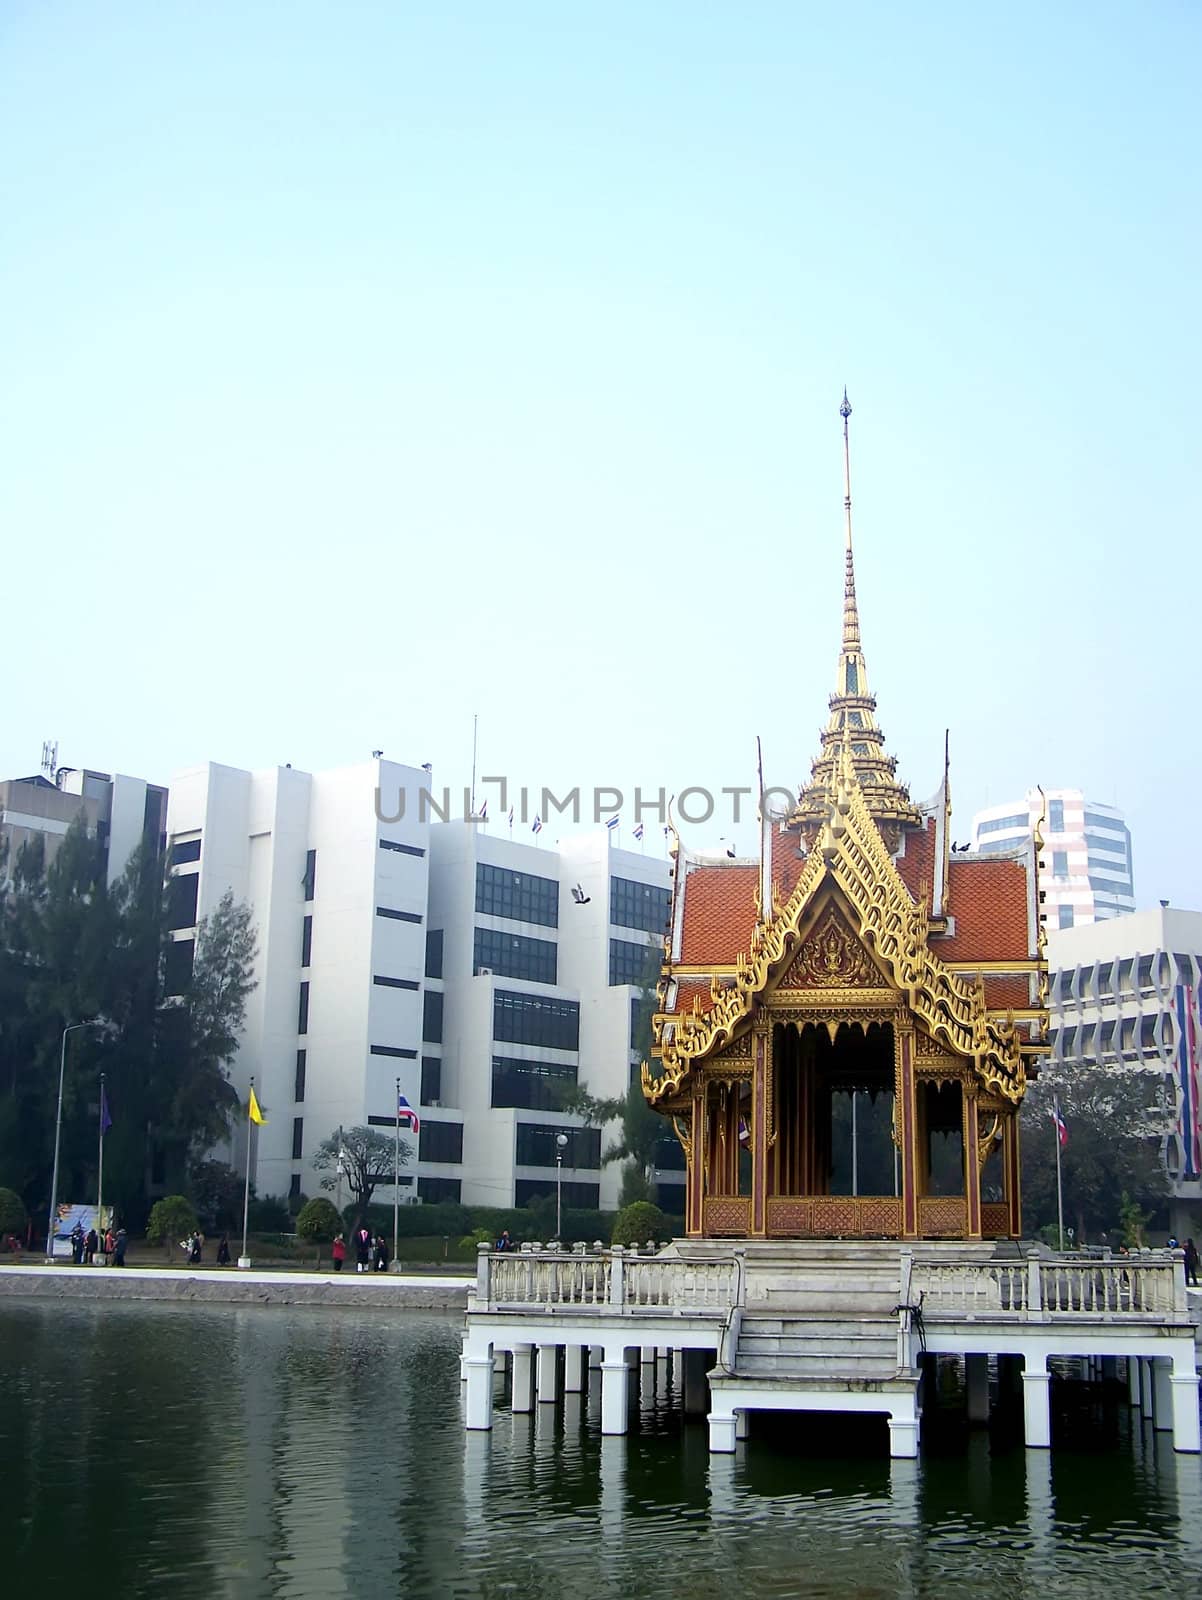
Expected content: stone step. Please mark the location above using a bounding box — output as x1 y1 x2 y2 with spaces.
739 1335 896 1358
736 1355 900 1380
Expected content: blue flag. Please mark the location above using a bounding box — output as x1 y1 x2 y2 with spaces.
99 1083 112 1137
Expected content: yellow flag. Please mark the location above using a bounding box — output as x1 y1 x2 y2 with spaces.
249 1086 266 1125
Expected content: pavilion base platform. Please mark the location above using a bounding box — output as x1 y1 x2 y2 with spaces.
461 1241 1202 1459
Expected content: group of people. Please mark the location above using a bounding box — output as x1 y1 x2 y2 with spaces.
182 1230 233 1266
1168 1236 1200 1286
330 1226 392 1272
69 1220 127 1266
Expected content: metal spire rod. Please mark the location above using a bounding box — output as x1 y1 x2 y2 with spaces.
840 387 861 652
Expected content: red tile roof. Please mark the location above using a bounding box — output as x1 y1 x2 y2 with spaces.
939 858 1031 961
895 818 936 904
679 864 759 966
983 974 1034 1011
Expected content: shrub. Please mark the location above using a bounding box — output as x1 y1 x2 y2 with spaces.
248 1193 291 1231
0 1186 26 1237
611 1201 667 1248
295 1197 343 1264
146 1195 198 1261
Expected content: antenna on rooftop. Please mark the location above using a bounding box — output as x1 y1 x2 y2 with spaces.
41 740 58 781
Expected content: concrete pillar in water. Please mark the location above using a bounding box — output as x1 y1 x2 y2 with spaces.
965 1353 990 1425
589 1345 603 1370
464 1348 495 1430
682 1348 709 1417
1153 1358 1174 1432
1140 1357 1154 1415
1127 1355 1141 1407
1170 1351 1201 1453
563 1343 584 1394
1022 1357 1051 1449
512 1344 534 1414
601 1346 630 1435
537 1343 558 1403
735 1409 750 1440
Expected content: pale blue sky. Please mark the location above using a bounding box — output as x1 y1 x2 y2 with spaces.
2 3 1199 903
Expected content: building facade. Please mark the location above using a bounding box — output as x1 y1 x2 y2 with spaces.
971 790 1135 927
0 765 167 887
165 761 675 1214
1047 907 1202 1228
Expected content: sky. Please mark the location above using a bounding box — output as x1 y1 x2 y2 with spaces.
2 3 1199 905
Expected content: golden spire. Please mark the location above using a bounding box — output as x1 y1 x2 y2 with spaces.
789 391 921 838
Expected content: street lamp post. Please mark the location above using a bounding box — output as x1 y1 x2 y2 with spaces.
45 1020 105 1263
555 1133 569 1241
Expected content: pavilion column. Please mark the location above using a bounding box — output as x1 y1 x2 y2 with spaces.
1003 1107 1023 1239
686 1088 705 1235
962 1081 982 1240
895 1023 919 1239
751 1025 771 1236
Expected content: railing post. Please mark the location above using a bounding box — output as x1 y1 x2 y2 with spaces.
476 1243 492 1310
897 1248 914 1369
609 1245 625 1308
1026 1251 1043 1315
1172 1249 1188 1315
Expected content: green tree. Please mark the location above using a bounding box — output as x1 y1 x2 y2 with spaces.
295 1196 344 1265
611 1200 667 1248
0 1186 26 1236
313 1125 410 1215
188 1160 244 1231
1020 1065 1170 1243
146 1194 197 1261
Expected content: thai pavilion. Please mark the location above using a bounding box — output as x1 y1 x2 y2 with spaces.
645 395 1049 1242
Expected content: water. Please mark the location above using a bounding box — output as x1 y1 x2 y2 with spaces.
2 1302 1200 1599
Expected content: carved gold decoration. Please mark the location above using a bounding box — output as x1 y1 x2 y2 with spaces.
703 1197 751 1235
981 1201 1011 1237
781 907 876 988
918 1197 968 1236
644 746 1039 1109
671 1116 692 1165
977 1112 1002 1171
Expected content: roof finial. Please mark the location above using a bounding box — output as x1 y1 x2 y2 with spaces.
840 388 860 650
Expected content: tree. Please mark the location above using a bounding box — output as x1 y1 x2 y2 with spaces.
313 1125 411 1214
1020 1064 1171 1244
146 1194 197 1261
612 1200 667 1248
0 1186 26 1236
295 1197 344 1266
188 1160 244 1231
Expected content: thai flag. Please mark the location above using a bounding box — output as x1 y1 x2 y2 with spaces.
507 806 514 829
478 799 488 822
633 822 644 841
738 1117 750 1146
396 1092 420 1134
532 815 543 835
606 815 620 832
1051 1099 1068 1149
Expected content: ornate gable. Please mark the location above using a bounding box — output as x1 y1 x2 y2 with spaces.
773 904 884 993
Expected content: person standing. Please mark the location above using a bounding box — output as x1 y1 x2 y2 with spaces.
331 1233 346 1272
216 1233 231 1266
71 1222 85 1265
374 1233 390 1272
84 1227 98 1265
113 1228 128 1266
1185 1238 1200 1287
354 1224 371 1273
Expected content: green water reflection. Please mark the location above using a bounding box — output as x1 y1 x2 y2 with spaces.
2 1302 1200 1599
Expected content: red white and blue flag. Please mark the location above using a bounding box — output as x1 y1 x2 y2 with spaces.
1051 1099 1068 1149
396 1092 420 1134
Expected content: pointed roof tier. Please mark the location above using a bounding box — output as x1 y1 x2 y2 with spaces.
789 391 922 836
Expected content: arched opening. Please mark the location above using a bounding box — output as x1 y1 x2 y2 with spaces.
772 1020 896 1200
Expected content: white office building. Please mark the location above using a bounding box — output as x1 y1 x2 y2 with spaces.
971 789 1135 928
165 760 677 1216
1047 907 1202 1230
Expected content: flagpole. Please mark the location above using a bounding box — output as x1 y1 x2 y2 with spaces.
240 1076 255 1268
96 1071 106 1243
336 1123 344 1217
1054 1095 1065 1251
393 1077 400 1271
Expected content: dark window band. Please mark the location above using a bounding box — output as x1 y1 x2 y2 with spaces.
369 1045 418 1059
373 975 420 990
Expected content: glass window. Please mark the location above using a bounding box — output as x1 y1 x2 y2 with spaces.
379 838 426 858
298 981 310 1034
475 863 559 928
609 937 652 987
303 849 317 901
163 938 194 996
418 1177 461 1203
1048 800 1064 832
374 975 420 990
419 1120 463 1164
515 1123 600 1169
421 1056 441 1104
845 662 858 693
369 1045 417 1059
491 1056 577 1110
474 926 557 985
610 876 672 935
376 906 422 924
1058 905 1074 930
166 873 199 931
514 1179 599 1210
294 1049 306 1102
1052 851 1068 877
493 991 579 1051
423 990 444 1043
977 813 1028 836
288 1173 301 1199
425 929 443 979
301 914 312 968
291 1117 304 1160
169 837 201 866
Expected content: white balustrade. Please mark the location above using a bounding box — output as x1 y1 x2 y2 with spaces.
912 1254 1185 1321
477 1243 739 1314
